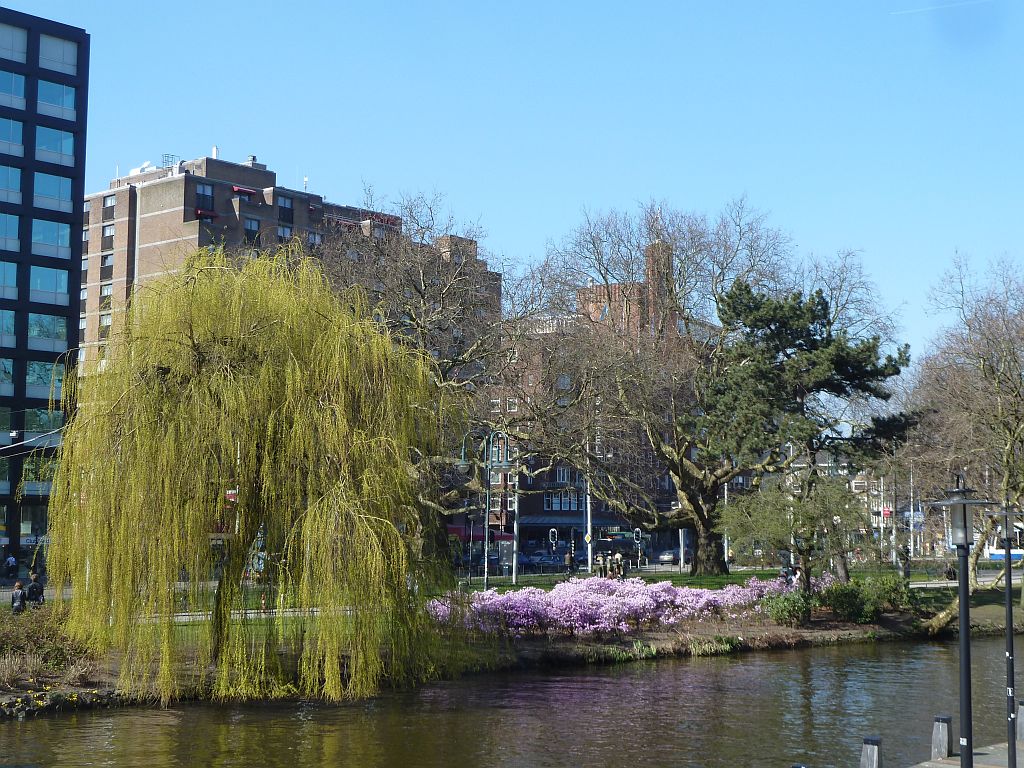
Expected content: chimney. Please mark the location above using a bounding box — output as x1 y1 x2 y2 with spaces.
212 145 219 159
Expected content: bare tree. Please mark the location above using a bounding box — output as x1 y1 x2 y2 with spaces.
908 257 1024 631
520 200 906 575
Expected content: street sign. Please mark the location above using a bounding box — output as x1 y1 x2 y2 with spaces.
584 533 592 544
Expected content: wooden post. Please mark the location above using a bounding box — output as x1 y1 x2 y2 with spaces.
860 736 882 768
932 716 953 760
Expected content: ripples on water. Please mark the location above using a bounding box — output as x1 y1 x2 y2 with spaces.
1 637 1014 767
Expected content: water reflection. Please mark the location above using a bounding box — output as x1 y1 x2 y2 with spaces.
0 637 1012 767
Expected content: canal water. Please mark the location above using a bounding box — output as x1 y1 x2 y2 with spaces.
1 636 1017 767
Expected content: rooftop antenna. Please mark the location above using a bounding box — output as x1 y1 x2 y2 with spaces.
303 175 308 192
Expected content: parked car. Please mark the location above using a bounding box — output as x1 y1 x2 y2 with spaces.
658 548 680 565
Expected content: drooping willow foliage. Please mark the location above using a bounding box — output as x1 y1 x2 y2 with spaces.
47 247 463 703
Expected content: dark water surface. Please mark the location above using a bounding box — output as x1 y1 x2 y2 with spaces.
1 636 1016 767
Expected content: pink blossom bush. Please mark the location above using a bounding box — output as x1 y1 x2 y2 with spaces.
429 575 796 638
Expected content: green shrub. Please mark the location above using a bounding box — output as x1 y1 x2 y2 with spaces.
861 573 915 613
0 604 93 671
762 591 814 627
821 582 871 623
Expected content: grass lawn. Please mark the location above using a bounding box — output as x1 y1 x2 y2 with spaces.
914 583 1023 625
462 568 780 594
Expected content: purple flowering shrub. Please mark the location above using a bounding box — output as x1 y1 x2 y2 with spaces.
429 576 797 638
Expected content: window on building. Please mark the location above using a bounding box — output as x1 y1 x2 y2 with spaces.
0 408 8 444
489 494 501 511
0 357 13 395
0 308 13 347
39 34 78 75
22 457 56 500
99 282 112 309
29 265 69 305
20 502 49 535
195 182 214 211
100 193 115 221
506 397 518 413
99 253 113 268
25 408 63 434
81 229 89 253
0 212 18 251
489 398 500 413
36 126 74 167
27 313 67 352
556 374 571 390
101 223 114 250
31 219 71 259
0 117 22 157
0 23 27 63
556 465 570 483
79 287 86 301
277 195 293 224
277 225 292 243
33 172 72 212
98 312 112 339
0 69 24 110
0 164 20 204
78 315 85 331
25 360 64 400
36 79 75 121
36 126 74 166
244 217 259 243
0 260 15 300
307 231 322 247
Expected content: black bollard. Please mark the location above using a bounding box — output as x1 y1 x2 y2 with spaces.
860 736 882 768
932 716 953 760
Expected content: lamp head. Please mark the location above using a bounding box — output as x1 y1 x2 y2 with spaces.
932 486 994 547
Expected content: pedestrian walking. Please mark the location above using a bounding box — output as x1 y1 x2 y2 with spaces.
564 550 573 576
25 572 44 607
596 553 605 578
613 552 624 580
11 580 27 614
4 552 16 579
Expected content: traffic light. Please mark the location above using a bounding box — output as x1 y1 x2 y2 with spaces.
549 527 558 545
633 527 642 544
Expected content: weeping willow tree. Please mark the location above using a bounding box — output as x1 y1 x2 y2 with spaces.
47 247 463 703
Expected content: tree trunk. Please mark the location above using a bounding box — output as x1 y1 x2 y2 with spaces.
834 551 850 583
691 519 729 576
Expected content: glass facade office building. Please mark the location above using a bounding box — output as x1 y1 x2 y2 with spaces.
0 9 88 559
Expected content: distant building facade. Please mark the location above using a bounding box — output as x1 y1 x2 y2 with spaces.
80 153 401 363
0 9 89 557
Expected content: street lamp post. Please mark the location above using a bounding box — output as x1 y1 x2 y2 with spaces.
933 484 995 768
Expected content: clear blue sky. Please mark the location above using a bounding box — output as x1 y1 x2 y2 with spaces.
10 0 1022 358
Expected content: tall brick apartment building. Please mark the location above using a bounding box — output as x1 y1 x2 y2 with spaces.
0 9 88 559
80 153 401 363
